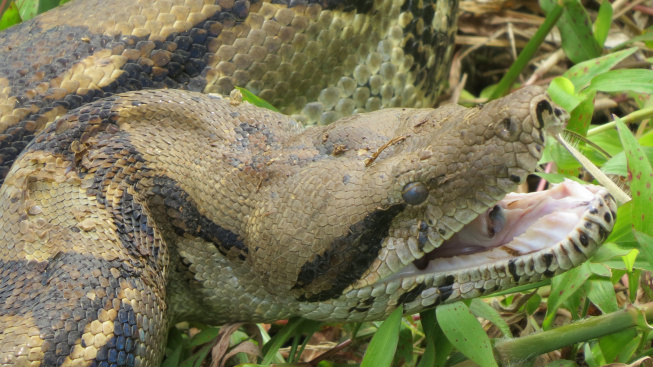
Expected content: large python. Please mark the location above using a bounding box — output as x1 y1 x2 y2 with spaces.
0 0 618 365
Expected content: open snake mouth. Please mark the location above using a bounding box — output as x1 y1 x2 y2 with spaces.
392 180 617 282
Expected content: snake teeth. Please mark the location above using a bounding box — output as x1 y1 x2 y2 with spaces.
387 179 617 283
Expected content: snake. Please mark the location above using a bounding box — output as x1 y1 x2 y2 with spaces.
0 0 618 365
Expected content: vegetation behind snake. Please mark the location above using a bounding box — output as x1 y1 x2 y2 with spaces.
0 0 618 365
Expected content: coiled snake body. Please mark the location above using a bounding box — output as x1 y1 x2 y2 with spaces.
0 0 617 365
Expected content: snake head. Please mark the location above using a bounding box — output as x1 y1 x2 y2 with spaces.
244 86 616 322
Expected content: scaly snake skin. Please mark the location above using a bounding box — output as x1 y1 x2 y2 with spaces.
0 0 617 366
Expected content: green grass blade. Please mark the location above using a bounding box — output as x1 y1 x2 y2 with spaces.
615 27 653 50
162 344 183 367
261 318 309 364
419 309 436 341
470 299 513 338
417 338 436 367
437 302 498 367
489 2 563 99
432 317 454 367
360 306 403 367
236 87 279 112
421 309 454 367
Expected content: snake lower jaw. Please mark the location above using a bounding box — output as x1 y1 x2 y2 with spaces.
384 180 617 288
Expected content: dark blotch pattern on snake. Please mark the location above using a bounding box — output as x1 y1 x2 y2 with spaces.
0 0 618 365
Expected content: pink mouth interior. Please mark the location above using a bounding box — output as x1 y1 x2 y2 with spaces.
411 180 598 272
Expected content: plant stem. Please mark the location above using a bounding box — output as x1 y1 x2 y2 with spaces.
489 4 563 99
494 302 653 365
587 106 653 136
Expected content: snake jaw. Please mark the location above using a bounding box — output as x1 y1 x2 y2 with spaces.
395 180 616 278
359 180 618 318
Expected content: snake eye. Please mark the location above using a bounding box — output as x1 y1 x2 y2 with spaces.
402 182 429 205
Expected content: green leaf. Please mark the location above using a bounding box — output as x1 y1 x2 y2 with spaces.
589 69 653 95
593 242 635 263
37 0 60 14
393 326 414 366
235 87 279 112
598 329 638 363
162 344 183 367
14 0 37 22
561 286 584 321
541 0 601 63
628 269 642 303
431 316 454 367
584 279 618 314
543 360 580 367
589 263 611 278
548 77 584 112
419 310 436 341
261 318 309 364
615 334 641 363
565 89 596 136
437 302 498 367
615 119 653 234
360 306 403 367
634 230 653 275
544 262 592 329
601 147 653 177
417 339 436 367
0 1 22 30
524 293 542 315
180 344 212 367
605 201 635 244
622 248 639 272
588 128 624 157
563 47 637 91
188 327 221 347
470 299 513 338
585 342 605 367
593 1 612 48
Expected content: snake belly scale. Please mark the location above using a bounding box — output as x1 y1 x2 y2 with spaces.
0 0 618 366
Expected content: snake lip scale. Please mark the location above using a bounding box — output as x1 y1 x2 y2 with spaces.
0 0 618 363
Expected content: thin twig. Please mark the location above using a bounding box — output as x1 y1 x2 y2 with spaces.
364 136 406 167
